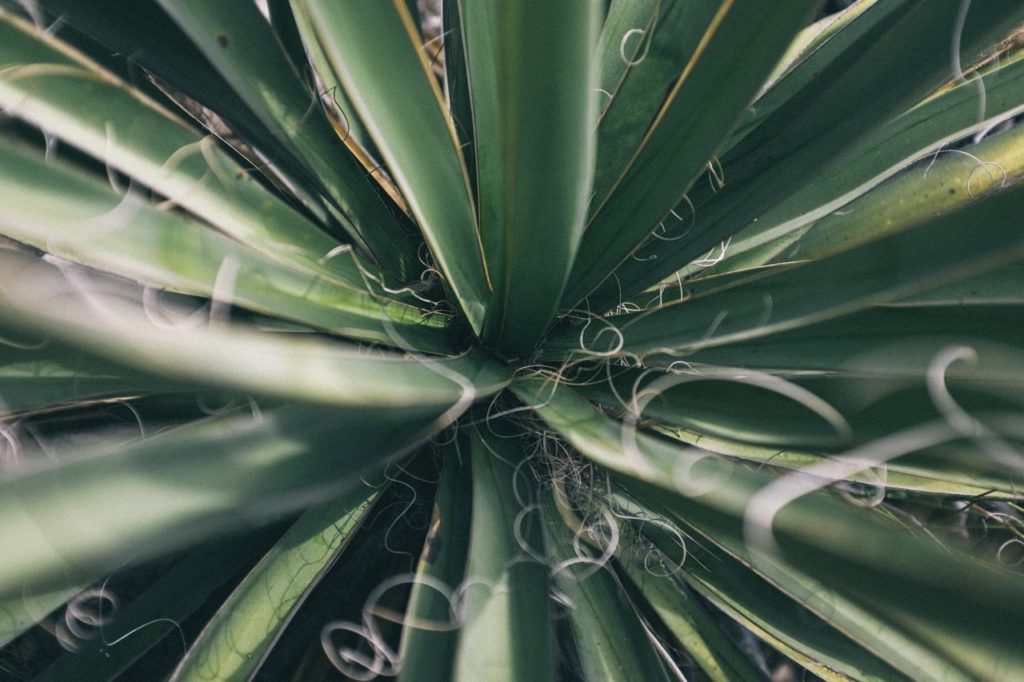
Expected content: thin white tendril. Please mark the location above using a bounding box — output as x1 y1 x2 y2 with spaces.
209 255 241 326
38 126 58 160
691 238 732 268
701 309 729 343
114 400 146 439
46 257 126 319
347 246 445 309
0 332 47 350
41 14 63 36
835 464 888 508
55 587 120 652
0 424 19 467
13 0 46 29
965 159 1007 199
951 0 987 123
320 620 398 680
103 122 127 195
380 479 419 564
379 320 478 437
620 28 652 66
972 116 1010 145
321 572 471 678
707 156 726 191
660 442 732 499
927 345 1023 472
651 196 696 243
514 503 548 563
319 244 353 266
997 538 1024 566
142 286 210 331
154 140 212 212
612 505 691 577
198 135 238 191
619 1 660 68
577 312 625 358
322 86 353 143
510 452 543 506
743 421 956 555
573 507 621 576
106 618 187 652
923 148 1008 198
60 179 147 251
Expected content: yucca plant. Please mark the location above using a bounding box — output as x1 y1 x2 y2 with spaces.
2 0 1024 679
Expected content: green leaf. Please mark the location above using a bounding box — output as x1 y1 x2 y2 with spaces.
297 0 491 335
265 0 313 88
898 261 1024 306
152 0 419 278
0 402 431 601
591 0 755 211
727 0 902 152
701 49 1024 277
651 422 1023 499
765 119 1024 267
571 364 851 448
517 377 1024 679
36 530 275 681
596 1 1024 310
561 0 817 308
539 493 670 682
521 377 924 676
0 137 451 351
441 0 476 195
0 9 374 290
514 376 716 489
613 522 765 682
2 0 1023 677
0 584 84 647
0 342 179 416
397 440 472 682
566 352 1024 496
170 486 379 681
284 0 381 157
31 0 342 232
675 304 1024 376
622 511 909 682
546 181 1024 358
460 0 600 354
0 250 509 411
754 0 879 96
452 425 554 681
625 477 1023 681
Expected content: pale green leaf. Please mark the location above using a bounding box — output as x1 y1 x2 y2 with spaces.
0 249 510 410
171 487 379 681
0 136 450 351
